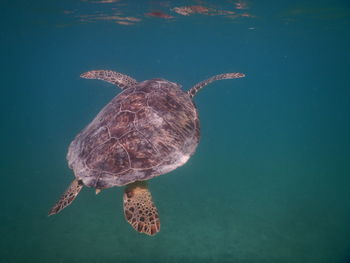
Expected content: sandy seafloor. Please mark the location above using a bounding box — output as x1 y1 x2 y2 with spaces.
1 0 350 262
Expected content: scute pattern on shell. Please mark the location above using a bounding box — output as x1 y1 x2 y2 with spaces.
67 79 200 189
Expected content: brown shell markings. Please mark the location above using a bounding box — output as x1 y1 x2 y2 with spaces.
67 79 199 189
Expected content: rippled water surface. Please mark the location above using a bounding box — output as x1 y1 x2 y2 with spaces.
1 0 350 262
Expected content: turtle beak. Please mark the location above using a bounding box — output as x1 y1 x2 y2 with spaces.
95 189 101 195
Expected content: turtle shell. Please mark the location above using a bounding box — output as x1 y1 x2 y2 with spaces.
67 79 200 189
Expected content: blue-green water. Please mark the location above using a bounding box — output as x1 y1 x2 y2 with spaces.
1 0 350 262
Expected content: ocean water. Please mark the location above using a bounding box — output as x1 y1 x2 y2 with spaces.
1 0 350 262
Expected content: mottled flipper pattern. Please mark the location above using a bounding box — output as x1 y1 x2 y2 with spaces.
80 70 138 90
48 179 83 216
123 181 160 236
188 72 245 98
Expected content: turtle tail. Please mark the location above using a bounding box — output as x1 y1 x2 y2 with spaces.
187 72 245 99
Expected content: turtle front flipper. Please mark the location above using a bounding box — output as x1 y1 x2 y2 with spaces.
123 181 160 236
187 72 245 98
80 70 137 90
48 179 83 216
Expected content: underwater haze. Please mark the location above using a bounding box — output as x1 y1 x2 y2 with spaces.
1 0 350 262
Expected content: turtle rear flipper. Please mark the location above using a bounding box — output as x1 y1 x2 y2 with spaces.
80 70 137 90
48 179 83 216
123 181 160 236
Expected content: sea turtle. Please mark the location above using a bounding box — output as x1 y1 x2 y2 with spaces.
48 69 245 235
